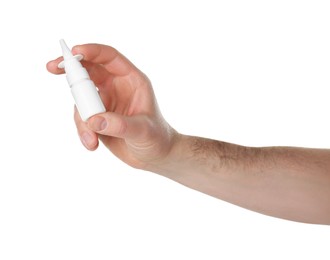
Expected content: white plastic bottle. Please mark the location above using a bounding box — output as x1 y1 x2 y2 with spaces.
58 39 106 121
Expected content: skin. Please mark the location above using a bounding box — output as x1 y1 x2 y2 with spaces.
47 44 330 225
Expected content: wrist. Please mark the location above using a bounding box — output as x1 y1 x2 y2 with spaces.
146 133 192 177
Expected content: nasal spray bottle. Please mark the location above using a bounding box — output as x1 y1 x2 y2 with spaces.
58 39 106 121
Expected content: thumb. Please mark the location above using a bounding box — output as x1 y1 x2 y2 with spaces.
87 112 151 140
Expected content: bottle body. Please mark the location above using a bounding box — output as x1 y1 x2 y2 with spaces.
71 79 106 121
58 39 106 121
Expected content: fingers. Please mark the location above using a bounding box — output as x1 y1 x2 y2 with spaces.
47 55 113 90
46 56 64 74
47 43 136 79
74 107 99 151
46 44 131 83
72 44 136 76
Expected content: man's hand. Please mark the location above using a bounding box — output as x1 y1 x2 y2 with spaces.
47 44 178 170
47 43 330 224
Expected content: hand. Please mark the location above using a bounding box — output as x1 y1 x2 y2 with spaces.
47 44 178 170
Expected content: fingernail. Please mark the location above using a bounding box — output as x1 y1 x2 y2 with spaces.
81 132 94 148
91 116 107 131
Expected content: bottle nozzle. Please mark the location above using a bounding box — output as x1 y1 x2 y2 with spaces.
58 39 83 69
59 39 73 59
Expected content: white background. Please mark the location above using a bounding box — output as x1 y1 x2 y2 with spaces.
0 0 329 259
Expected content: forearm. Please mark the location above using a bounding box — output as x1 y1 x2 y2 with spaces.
150 134 330 224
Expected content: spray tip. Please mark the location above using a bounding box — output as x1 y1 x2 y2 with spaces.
59 39 73 59
58 39 84 69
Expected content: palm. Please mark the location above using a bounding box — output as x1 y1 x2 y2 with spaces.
102 74 152 116
96 72 161 168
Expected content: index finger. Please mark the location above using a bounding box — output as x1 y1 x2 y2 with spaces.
72 44 136 76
